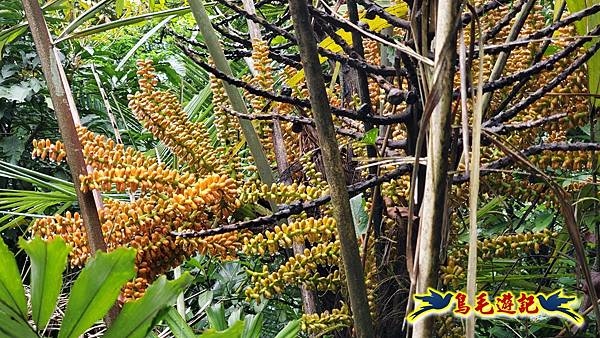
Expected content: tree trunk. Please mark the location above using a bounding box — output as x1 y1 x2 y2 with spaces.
287 0 375 336
21 0 117 325
188 0 275 187
412 1 459 337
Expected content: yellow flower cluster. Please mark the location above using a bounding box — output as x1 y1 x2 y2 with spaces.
440 229 558 287
301 303 352 334
245 241 340 301
31 139 66 163
240 181 326 205
243 217 337 255
128 60 224 174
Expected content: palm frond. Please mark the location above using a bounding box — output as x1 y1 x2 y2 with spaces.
0 161 76 231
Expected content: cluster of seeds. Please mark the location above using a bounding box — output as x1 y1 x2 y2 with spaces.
243 217 337 255
31 211 89 266
301 303 352 334
32 170 242 300
440 229 558 287
129 60 224 175
530 150 597 171
239 181 326 205
245 241 340 301
31 139 66 163
381 175 411 206
364 39 383 111
209 72 240 145
436 317 464 338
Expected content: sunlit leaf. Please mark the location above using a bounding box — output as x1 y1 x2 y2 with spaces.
0 237 27 319
361 128 379 145
0 313 37 338
273 319 300 338
198 320 244 338
104 273 193 338
350 193 368 236
206 303 227 331
163 307 196 338
19 236 70 330
59 248 136 338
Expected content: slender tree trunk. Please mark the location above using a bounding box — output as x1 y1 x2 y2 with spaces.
272 117 319 316
238 0 320 316
188 0 275 186
287 0 375 336
21 0 118 325
412 1 458 337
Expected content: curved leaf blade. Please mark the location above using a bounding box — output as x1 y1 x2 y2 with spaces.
58 0 115 39
242 313 263 338
56 6 190 43
19 236 70 330
58 248 136 338
199 320 244 338
115 14 177 71
0 237 27 319
273 319 300 338
104 273 193 338
206 303 226 331
0 313 38 338
163 307 196 338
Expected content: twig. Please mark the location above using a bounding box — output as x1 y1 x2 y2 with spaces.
173 164 412 238
484 36 600 127
472 3 600 55
179 42 414 125
453 142 600 183
490 0 567 116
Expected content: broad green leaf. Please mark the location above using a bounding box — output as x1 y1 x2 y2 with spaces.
199 320 244 338
565 0 600 106
0 237 27 319
59 248 136 338
0 83 32 102
361 128 379 145
163 307 196 338
542 44 559 57
242 313 263 338
228 308 242 327
0 313 38 338
0 25 26 59
19 237 70 330
206 303 227 331
350 193 369 236
270 35 288 45
274 319 300 338
197 290 213 314
0 127 28 164
104 273 193 338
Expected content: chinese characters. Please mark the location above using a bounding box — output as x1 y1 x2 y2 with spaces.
408 288 583 326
